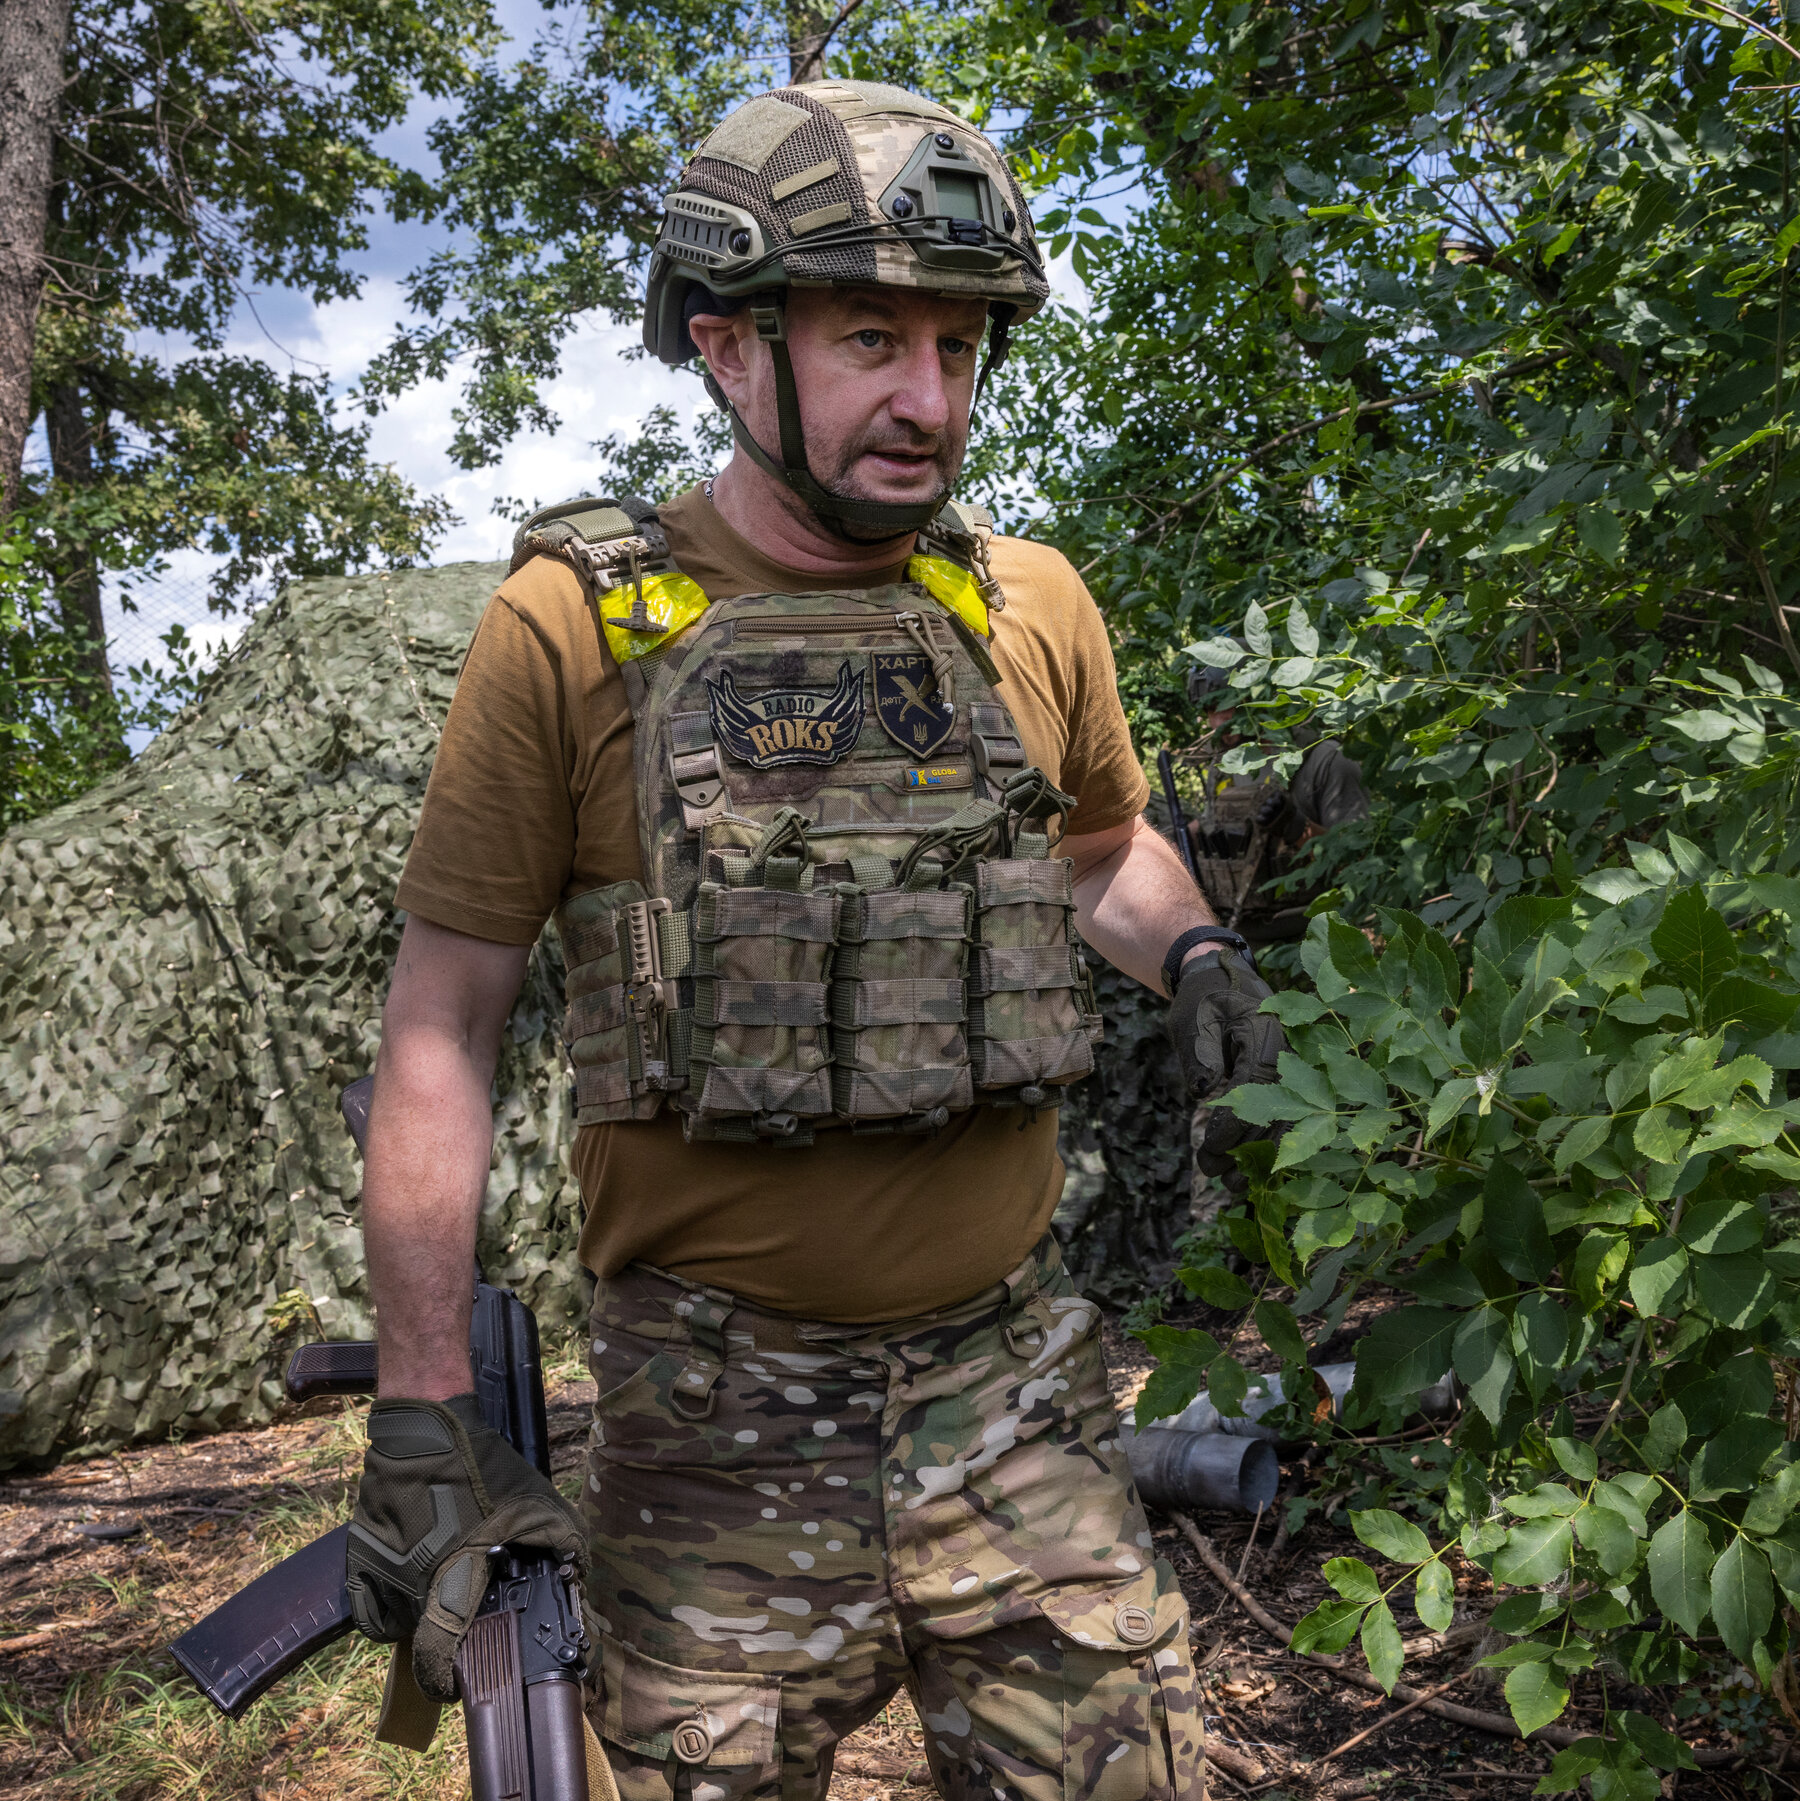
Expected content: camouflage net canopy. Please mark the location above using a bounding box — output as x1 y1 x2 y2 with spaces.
0 556 1191 1468
0 561 586 1470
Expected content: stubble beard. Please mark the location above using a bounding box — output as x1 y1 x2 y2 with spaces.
808 423 965 543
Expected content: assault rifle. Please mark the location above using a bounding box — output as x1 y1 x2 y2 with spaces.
169 1075 592 1801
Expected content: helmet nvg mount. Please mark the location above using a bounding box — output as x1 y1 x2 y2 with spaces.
643 78 1048 541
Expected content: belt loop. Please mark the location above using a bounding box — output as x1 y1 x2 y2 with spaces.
670 1286 735 1419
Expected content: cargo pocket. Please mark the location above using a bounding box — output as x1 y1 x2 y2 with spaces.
556 882 664 1125
968 857 1094 1104
595 1634 781 1777
831 883 973 1123
1037 1568 1187 1801
689 878 839 1136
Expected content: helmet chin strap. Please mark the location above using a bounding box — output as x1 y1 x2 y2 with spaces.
698 297 1012 545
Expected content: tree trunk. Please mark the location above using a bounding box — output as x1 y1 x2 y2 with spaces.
0 0 69 514
44 377 111 692
788 0 835 84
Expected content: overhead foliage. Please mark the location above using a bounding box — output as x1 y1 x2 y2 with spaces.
2 0 492 822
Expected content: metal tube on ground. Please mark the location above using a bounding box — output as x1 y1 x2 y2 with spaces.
1119 1425 1280 1514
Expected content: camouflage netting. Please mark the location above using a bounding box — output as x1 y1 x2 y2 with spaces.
0 561 589 1471
0 556 1192 1468
1054 958 1197 1307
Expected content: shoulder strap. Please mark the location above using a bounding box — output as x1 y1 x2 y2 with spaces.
913 499 1006 619
510 492 711 718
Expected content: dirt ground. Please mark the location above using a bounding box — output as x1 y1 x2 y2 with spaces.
0 1324 1777 1799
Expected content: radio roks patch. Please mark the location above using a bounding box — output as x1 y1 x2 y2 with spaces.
708 663 865 768
873 650 955 756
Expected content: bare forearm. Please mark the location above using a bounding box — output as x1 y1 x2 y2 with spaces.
363 918 529 1399
1069 815 1217 995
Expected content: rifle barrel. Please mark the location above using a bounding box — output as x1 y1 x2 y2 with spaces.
1156 748 1203 889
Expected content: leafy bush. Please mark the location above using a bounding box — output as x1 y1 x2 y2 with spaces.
1138 876 1800 1773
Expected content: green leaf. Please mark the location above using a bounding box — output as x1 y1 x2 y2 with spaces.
1642 1402 1688 1467
1512 1293 1571 1399
1651 887 1739 995
1710 1535 1775 1664
1208 1353 1251 1419
1693 1250 1779 1330
1352 1507 1433 1565
1628 1238 1689 1318
1290 1596 1367 1655
1553 1114 1614 1174
1493 1517 1575 1586
1592 1479 1649 1537
1505 1658 1571 1736
1689 1418 1783 1498
1648 1512 1714 1637
1633 1105 1691 1165
1508 1482 1582 1518
1402 1262 1488 1307
1573 1229 1630 1308
1677 1197 1764 1255
1742 1462 1800 1536
1324 1554 1382 1603
1539 1739 1608 1792
1613 1712 1698 1773
1576 504 1623 563
1547 1435 1598 1481
1361 1598 1404 1693
1132 1326 1221 1425
1243 600 1273 657
1454 1308 1517 1425
1426 1077 1478 1140
1254 1297 1309 1364
1571 1505 1640 1577
1485 1159 1556 1283
1287 599 1320 656
1182 1265 1256 1308
1327 916 1379 985
1415 1558 1454 1633
1350 1306 1461 1412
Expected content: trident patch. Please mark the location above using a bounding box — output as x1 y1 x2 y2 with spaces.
707 663 865 768
872 650 955 756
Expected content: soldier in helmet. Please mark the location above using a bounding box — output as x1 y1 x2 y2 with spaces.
345 80 1277 1798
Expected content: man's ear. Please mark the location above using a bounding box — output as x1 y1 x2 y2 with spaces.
686 311 756 410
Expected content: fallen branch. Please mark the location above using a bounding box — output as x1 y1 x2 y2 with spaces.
1201 1732 1266 1785
1170 1513 1749 1768
1312 1670 1474 1768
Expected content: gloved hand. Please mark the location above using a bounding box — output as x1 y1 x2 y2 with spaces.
347 1394 586 1701
1169 946 1287 1184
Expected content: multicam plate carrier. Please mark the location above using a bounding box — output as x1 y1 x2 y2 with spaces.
511 494 1102 1145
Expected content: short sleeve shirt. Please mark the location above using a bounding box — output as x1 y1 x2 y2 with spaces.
395 486 1149 1320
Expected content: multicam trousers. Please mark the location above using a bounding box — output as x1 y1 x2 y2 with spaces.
580 1235 1203 1800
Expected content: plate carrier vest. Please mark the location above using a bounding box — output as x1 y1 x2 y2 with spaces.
511 493 1102 1145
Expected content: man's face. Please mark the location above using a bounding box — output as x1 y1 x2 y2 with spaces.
702 285 990 539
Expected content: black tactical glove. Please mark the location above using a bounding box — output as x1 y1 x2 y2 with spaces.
347 1394 586 1701
1168 946 1287 1183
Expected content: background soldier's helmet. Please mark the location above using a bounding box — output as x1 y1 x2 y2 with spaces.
643 79 1049 366
642 80 1049 540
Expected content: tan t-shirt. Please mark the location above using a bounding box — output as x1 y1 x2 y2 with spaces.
395 487 1149 1320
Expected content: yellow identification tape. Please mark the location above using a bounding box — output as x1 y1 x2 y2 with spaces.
600 571 711 665
906 553 991 638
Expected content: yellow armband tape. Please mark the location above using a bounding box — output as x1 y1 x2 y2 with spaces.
599 571 711 664
906 553 991 638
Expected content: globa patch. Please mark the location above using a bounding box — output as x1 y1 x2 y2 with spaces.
708 663 865 768
872 650 955 756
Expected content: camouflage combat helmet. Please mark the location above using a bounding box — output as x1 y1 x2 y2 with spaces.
642 79 1049 540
